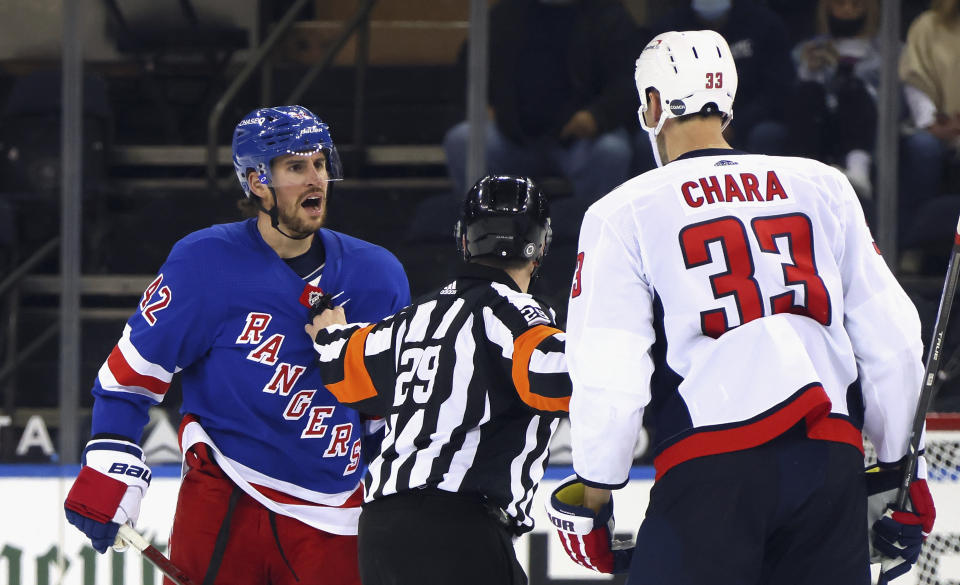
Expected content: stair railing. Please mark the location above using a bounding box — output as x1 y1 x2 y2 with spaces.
206 0 378 190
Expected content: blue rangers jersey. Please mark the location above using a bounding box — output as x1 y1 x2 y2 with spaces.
90 218 410 534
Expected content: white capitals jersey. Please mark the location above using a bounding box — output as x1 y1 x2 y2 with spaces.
566 149 925 487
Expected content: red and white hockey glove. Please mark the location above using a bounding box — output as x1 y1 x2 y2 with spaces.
64 437 151 553
866 457 936 581
545 474 634 574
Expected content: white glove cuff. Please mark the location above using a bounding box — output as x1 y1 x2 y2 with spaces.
112 485 145 526
82 439 151 492
548 507 597 536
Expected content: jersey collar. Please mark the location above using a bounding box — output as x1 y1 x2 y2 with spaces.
673 148 748 161
246 217 334 283
456 263 523 293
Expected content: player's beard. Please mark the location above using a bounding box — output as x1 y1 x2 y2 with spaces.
278 191 326 237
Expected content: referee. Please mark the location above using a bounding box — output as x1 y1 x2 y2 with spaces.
306 175 571 585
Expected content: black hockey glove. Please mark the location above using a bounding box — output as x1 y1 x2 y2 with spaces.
307 292 336 321
865 458 936 581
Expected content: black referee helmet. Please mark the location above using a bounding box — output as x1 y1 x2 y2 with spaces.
455 175 552 264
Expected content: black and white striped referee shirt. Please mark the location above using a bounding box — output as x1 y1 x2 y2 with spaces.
313 263 570 533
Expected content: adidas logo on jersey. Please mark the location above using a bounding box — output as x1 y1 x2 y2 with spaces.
714 159 738 166
440 283 457 295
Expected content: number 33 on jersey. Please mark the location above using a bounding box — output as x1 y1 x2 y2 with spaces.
570 156 880 341
566 150 920 481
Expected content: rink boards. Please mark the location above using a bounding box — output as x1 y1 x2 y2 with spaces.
0 465 957 585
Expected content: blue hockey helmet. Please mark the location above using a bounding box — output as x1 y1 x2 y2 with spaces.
232 105 343 197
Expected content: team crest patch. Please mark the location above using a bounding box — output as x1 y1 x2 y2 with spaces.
299 284 327 309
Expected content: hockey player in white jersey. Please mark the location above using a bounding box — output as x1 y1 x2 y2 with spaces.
545 30 936 584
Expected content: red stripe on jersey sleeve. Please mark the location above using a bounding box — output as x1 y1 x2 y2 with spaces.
107 345 171 396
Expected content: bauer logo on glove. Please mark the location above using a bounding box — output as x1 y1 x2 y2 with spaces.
64 438 152 554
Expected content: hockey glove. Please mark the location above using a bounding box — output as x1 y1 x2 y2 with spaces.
64 437 151 553
865 457 936 581
308 292 336 321
545 474 634 574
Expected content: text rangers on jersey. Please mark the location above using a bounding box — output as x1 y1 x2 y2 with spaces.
64 106 410 585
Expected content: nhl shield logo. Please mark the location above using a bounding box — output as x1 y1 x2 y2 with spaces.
299 284 326 308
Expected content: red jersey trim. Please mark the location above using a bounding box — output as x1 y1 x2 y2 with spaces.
178 413 196 450
653 385 847 480
806 414 864 451
107 344 171 396
250 482 363 509
177 415 364 511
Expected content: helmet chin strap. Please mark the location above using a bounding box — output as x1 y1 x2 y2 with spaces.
647 129 665 168
252 187 313 241
638 105 666 168
530 259 544 281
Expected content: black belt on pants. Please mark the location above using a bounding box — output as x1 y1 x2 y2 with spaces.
368 487 523 537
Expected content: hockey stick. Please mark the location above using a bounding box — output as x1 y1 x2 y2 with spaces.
116 524 197 585
876 215 960 585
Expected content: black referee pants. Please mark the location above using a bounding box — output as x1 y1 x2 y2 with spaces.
358 488 527 585
628 424 870 585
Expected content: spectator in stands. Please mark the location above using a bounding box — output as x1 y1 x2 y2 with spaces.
766 0 821 47
899 0 960 236
442 0 640 246
650 0 795 156
787 0 883 200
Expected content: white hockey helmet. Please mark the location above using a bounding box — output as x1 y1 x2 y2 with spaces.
635 30 738 136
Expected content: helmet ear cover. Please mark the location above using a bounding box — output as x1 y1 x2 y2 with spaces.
463 216 550 260
456 175 552 264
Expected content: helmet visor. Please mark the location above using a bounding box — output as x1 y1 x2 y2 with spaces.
258 145 344 190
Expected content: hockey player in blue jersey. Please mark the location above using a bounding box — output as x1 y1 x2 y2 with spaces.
64 105 410 585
